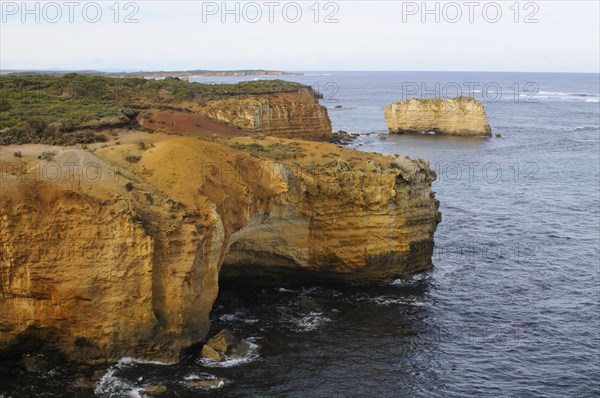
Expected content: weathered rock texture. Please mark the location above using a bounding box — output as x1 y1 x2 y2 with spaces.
384 96 492 136
221 136 440 280
0 132 439 363
181 88 333 140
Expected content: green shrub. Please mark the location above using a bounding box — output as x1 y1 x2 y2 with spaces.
40 151 56 161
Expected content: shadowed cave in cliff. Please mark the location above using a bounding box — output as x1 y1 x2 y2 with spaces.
219 239 438 283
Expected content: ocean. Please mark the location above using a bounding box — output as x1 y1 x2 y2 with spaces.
6 72 600 397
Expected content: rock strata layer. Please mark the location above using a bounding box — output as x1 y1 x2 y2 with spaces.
384 96 492 136
182 88 332 140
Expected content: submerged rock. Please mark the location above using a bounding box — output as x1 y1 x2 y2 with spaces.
140 385 167 397
330 130 358 145
186 378 226 390
21 355 48 373
298 296 322 314
384 96 492 136
72 372 102 389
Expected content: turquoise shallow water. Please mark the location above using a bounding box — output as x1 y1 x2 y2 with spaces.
2 72 599 397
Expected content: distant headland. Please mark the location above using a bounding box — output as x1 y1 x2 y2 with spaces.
0 69 303 78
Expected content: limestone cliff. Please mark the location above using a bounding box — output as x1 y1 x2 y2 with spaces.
384 96 492 136
0 132 439 363
221 136 440 280
181 88 333 140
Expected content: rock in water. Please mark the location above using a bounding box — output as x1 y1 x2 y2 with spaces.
201 344 223 361
298 296 322 314
186 378 226 390
384 96 492 136
228 341 251 359
72 375 97 389
21 355 49 373
201 329 250 361
206 329 240 353
140 385 167 397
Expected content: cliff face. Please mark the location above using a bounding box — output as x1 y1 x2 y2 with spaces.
182 88 333 140
384 96 492 136
221 137 440 280
0 132 439 363
0 146 222 363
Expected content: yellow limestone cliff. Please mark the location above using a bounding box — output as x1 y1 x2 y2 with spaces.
0 133 440 363
180 88 333 140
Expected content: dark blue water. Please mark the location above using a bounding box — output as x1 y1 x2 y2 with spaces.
6 72 600 397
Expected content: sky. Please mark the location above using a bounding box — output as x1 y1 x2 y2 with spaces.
1 0 599 72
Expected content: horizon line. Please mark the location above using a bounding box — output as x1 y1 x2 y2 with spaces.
1 68 599 75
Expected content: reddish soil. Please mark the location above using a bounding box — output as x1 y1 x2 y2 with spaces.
136 109 256 138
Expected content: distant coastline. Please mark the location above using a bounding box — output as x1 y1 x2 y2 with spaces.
0 69 303 78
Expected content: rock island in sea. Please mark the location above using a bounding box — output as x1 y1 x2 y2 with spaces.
384 96 492 136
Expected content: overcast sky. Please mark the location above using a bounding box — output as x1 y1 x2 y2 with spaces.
1 1 598 72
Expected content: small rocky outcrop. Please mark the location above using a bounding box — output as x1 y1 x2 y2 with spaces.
384 96 492 136
200 329 250 362
140 385 168 397
185 377 226 390
298 296 322 313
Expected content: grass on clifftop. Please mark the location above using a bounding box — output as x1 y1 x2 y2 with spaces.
228 141 306 160
0 74 308 145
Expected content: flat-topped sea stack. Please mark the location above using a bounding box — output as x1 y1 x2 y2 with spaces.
384 96 492 136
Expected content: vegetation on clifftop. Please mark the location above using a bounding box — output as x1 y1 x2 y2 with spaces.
228 141 306 160
0 74 309 145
